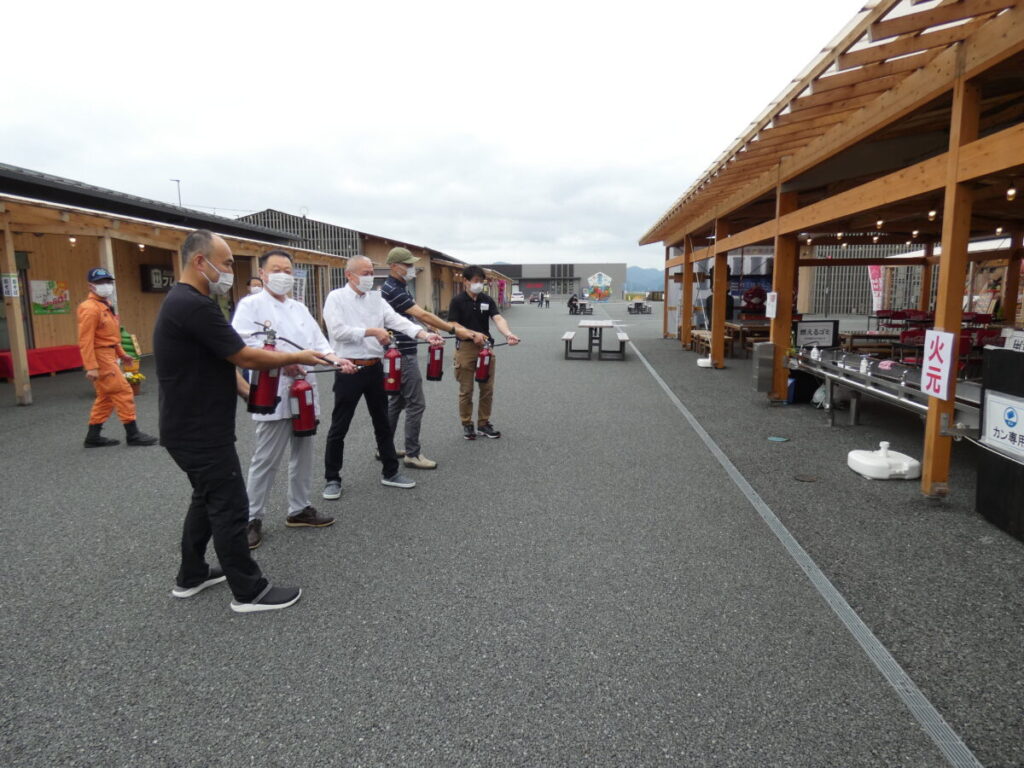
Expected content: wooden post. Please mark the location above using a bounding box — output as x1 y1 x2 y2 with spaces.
710 220 729 368
97 234 118 313
1 224 32 405
662 246 670 337
416 251 434 311
922 77 980 498
919 242 934 311
769 190 799 400
1002 230 1022 326
680 237 694 348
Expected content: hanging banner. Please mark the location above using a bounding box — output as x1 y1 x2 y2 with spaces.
30 280 71 314
867 265 884 312
922 329 955 400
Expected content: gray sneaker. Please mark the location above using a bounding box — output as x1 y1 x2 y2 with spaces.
381 472 416 489
322 480 342 500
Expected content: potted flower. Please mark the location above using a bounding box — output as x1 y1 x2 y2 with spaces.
125 370 145 395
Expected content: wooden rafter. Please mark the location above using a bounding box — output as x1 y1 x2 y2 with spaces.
869 0 1015 41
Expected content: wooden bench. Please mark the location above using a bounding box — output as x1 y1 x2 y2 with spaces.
599 331 629 361
578 304 594 315
562 330 591 360
690 329 735 358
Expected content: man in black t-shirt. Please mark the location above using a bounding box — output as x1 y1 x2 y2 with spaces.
153 229 328 614
446 265 520 441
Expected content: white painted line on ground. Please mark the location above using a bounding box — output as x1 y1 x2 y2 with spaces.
629 339 983 768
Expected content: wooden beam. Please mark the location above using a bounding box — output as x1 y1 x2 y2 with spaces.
770 191 799 400
955 122 1024 183
97 234 118 313
923 78 981 498
840 14 994 70
770 101 872 129
1 224 32 405
869 0 1014 41
789 74 906 113
711 220 729 368
797 256 930 267
811 50 940 93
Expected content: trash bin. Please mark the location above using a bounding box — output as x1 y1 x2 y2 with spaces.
976 347 1024 541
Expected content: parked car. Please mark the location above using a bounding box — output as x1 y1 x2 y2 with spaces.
510 292 525 304
528 293 540 303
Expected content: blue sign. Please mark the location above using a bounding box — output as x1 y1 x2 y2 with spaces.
1004 407 1018 429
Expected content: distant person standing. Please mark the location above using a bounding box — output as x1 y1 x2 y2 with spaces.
380 247 485 470
447 265 520 440
154 229 327 613
77 267 158 447
537 291 544 309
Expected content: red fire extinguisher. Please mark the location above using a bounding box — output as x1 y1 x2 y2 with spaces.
426 342 444 381
383 338 402 394
248 328 282 414
289 373 317 437
475 341 493 383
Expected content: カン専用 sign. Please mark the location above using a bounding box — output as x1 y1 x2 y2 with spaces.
981 390 1024 460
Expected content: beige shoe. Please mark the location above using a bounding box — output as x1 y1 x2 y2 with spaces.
404 454 437 470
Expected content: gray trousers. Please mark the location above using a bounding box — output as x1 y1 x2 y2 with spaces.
387 354 426 457
246 419 314 520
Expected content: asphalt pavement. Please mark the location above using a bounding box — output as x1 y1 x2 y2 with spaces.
1 299 1021 767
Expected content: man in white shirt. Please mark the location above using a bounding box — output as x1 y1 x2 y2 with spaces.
321 256 443 499
233 250 356 550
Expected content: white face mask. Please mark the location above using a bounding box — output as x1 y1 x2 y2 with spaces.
403 266 417 280
357 275 375 293
468 282 484 295
202 259 235 296
92 283 115 299
265 272 294 296
249 286 263 295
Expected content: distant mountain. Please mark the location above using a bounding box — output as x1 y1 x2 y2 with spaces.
625 266 663 291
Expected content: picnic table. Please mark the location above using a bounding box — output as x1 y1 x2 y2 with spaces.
725 320 771 357
563 319 629 361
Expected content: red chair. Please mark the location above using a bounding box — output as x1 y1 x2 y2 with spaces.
894 329 927 364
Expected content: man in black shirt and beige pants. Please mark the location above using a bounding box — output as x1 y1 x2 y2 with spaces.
153 230 328 614
447 265 520 441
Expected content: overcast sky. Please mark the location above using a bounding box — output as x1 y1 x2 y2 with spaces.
4 0 865 269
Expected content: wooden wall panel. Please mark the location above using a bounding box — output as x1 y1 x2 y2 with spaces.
14 233 95 349
113 240 175 354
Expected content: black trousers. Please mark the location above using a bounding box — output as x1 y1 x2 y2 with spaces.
167 445 267 602
324 365 399 481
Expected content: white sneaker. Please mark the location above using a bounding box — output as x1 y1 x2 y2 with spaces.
404 454 437 469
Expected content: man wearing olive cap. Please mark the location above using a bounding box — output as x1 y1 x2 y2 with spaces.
76 267 158 447
380 247 486 469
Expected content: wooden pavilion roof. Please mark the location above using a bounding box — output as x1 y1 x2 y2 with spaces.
641 0 1024 249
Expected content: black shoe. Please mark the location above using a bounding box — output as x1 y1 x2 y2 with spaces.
125 421 158 446
477 422 502 439
247 519 263 550
84 424 119 448
230 585 302 614
462 424 476 441
285 506 335 527
171 565 227 598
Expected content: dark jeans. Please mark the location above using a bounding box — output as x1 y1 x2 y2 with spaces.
167 445 267 602
325 365 399 481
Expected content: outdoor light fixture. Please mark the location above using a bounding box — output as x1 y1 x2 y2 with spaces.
69 237 76 246
842 242 848 248
906 240 912 246
912 230 919 237
806 238 813 245
876 219 884 229
996 226 1003 235
873 235 880 243
836 232 843 239
1008 186 1017 201
928 209 937 221
138 243 145 251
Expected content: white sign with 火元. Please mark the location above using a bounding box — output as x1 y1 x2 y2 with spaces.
922 329 955 400
981 390 1024 460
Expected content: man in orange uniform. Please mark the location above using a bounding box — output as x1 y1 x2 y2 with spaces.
77 267 158 447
